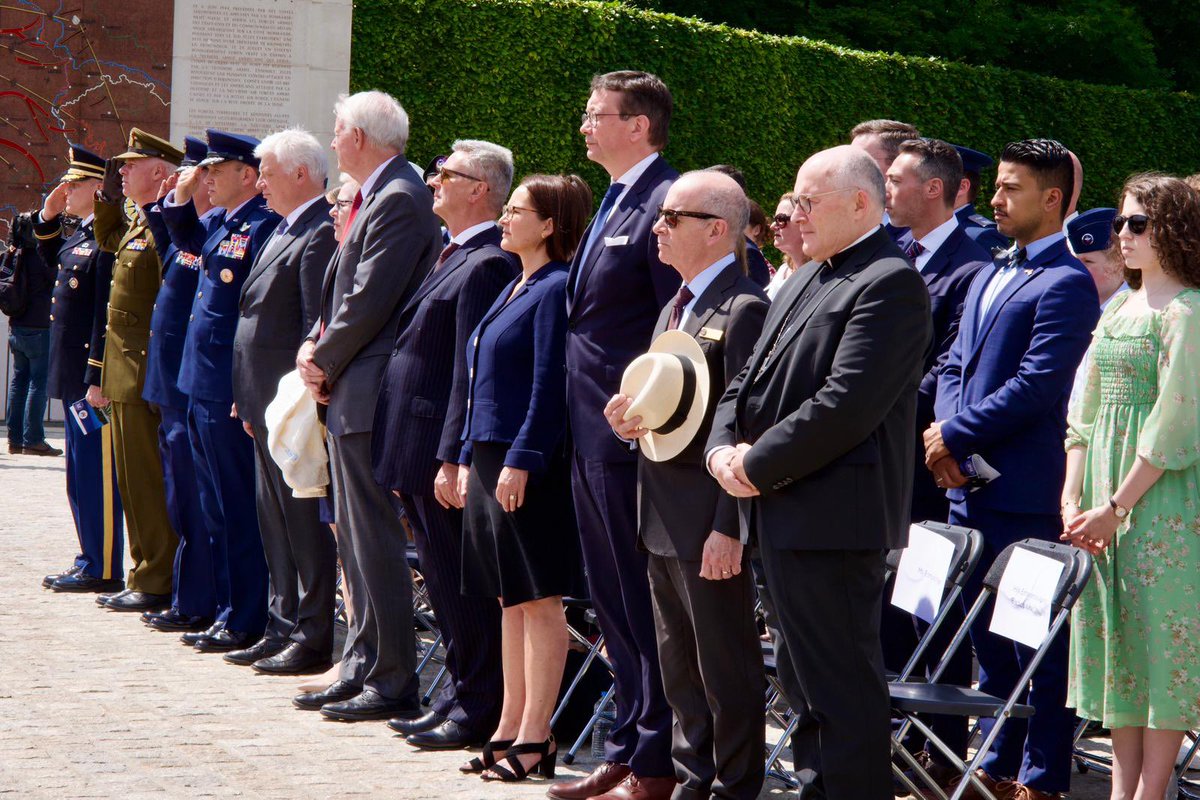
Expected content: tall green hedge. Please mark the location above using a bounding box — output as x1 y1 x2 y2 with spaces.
351 0 1200 214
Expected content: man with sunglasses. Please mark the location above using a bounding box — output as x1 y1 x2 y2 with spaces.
552 70 679 800
372 138 516 750
707 144 932 799
925 139 1100 800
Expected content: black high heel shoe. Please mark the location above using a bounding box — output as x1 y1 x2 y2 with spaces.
481 736 557 782
459 738 515 774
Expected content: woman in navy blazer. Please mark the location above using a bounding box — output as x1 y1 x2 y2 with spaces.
456 174 590 783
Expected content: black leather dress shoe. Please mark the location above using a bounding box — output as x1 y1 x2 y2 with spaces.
146 610 212 632
251 641 331 675
223 637 288 666
293 680 361 711
96 588 132 607
105 591 171 612
181 620 225 646
387 709 446 735
321 690 421 722
44 564 81 588
405 718 488 750
193 629 256 653
50 572 123 593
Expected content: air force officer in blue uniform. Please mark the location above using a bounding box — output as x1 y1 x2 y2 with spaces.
161 130 281 652
140 136 219 632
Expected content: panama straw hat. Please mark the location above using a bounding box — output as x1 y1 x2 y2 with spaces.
619 329 710 462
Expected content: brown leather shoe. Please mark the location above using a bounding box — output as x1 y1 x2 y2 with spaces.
949 768 1008 800
1000 782 1061 800
589 774 676 800
545 761 630 800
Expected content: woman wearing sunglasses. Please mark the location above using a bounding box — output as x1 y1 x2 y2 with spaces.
455 173 591 783
765 193 806 300
1062 173 1200 800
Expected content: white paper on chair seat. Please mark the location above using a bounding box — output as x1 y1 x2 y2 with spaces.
989 547 1065 649
891 524 956 623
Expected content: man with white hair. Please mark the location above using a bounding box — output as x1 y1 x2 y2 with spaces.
372 139 516 748
293 90 443 722
605 170 769 800
225 128 339 674
707 145 932 798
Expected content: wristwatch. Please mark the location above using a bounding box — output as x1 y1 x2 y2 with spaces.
1109 497 1130 520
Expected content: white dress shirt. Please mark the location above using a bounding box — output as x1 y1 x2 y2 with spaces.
911 216 959 273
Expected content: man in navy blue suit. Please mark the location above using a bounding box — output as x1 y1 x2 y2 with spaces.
850 118 919 241
884 137 992 783
549 70 679 800
372 138 515 750
951 144 1009 254
160 129 281 652
927 139 1100 800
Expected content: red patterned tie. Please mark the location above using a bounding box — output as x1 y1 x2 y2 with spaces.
337 190 363 251
436 241 460 270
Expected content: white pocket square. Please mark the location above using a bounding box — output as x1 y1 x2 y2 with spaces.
604 235 630 247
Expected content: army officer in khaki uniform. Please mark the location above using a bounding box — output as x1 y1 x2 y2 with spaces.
89 129 183 612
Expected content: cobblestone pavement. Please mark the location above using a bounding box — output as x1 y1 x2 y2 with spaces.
0 427 1119 798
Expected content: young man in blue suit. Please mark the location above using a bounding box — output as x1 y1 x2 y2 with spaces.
551 70 679 800
372 139 515 749
884 137 992 782
161 129 281 652
927 139 1100 800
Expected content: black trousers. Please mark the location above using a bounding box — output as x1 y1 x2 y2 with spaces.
398 492 502 734
759 546 892 800
648 553 765 800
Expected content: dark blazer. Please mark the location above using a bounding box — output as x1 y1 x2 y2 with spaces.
233 197 335 428
897 224 991 522
745 239 771 288
371 224 518 493
955 204 1009 253
459 261 570 472
34 215 110 401
707 227 932 551
311 156 443 436
934 237 1099 515
566 154 680 462
141 203 209 410
638 262 768 560
162 194 280 404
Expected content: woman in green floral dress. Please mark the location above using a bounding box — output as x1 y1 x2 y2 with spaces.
1062 173 1200 800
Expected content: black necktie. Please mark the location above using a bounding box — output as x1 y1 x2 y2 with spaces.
667 284 694 331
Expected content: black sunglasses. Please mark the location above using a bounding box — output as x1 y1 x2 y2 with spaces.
1112 214 1149 235
656 206 720 228
771 214 791 227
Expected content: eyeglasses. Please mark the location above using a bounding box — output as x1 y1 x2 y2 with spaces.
656 206 720 228
500 205 540 220
792 187 857 215
770 214 791 228
580 111 629 128
1112 214 1149 235
334 199 354 210
437 166 485 184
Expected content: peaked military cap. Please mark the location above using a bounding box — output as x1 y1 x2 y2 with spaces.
61 144 106 182
952 145 994 175
115 128 184 166
423 154 449 183
180 135 209 169
1067 207 1117 255
198 129 262 169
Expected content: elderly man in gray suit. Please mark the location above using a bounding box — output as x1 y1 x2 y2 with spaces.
293 90 443 721
227 128 339 676
605 171 769 800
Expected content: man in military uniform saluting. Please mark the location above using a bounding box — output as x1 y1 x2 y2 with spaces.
89 128 183 613
34 144 125 594
160 130 280 652
139 135 220 633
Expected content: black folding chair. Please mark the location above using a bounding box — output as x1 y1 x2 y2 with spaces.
890 539 1093 800
762 522 984 788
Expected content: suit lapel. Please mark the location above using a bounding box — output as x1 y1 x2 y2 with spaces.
242 199 327 299
966 241 1063 363
740 261 819 384
682 263 739 337
401 225 497 316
